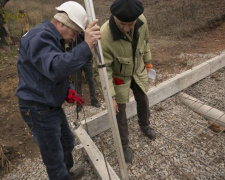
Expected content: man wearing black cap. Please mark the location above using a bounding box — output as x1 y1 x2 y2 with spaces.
100 0 156 163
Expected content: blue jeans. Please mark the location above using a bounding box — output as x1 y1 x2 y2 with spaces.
18 99 75 180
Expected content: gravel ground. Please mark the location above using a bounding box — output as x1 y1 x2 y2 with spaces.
1 64 225 179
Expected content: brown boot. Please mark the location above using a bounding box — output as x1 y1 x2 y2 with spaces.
69 166 84 180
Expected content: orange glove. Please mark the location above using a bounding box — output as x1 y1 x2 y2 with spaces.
145 63 153 69
66 89 85 106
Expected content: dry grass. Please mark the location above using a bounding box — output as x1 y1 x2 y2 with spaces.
4 0 65 38
3 0 225 40
142 0 225 37
0 146 13 173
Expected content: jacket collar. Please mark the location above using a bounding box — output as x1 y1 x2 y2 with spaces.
109 15 144 41
43 19 62 41
43 19 65 50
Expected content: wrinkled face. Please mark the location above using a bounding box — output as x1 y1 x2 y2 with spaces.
115 17 137 34
60 24 80 44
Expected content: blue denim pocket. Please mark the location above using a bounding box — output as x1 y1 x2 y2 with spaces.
19 106 34 130
37 108 52 116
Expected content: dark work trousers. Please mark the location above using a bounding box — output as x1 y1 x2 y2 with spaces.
18 99 75 180
116 79 150 149
74 60 96 101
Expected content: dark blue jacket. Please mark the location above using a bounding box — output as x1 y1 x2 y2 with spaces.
16 19 92 106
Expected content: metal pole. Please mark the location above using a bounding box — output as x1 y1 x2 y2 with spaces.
83 0 128 179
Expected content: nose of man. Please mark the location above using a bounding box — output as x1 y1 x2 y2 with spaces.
123 26 131 33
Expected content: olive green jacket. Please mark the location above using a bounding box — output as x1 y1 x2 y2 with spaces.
100 14 152 104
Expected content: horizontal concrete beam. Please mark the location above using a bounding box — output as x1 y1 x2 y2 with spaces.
82 52 225 137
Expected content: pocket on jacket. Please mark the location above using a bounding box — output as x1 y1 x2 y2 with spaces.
114 82 130 103
115 57 133 76
19 107 34 131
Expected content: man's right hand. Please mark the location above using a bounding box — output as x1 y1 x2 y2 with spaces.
113 99 119 114
66 89 85 106
84 19 101 49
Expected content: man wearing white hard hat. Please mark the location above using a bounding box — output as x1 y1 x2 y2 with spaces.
16 1 101 179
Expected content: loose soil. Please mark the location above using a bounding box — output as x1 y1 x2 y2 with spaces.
0 6 225 178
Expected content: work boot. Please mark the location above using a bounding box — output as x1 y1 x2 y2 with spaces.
123 147 133 164
91 99 100 108
141 126 156 140
69 166 84 180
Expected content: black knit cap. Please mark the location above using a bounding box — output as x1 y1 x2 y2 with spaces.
110 0 144 22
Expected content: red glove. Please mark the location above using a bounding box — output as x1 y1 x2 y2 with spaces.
66 89 85 106
113 77 124 85
72 94 85 106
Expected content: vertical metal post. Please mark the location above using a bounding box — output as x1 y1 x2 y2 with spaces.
83 0 128 179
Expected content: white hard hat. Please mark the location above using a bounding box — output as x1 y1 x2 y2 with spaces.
56 1 88 31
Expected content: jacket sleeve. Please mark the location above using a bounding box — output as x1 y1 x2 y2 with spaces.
26 31 92 82
141 15 152 65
